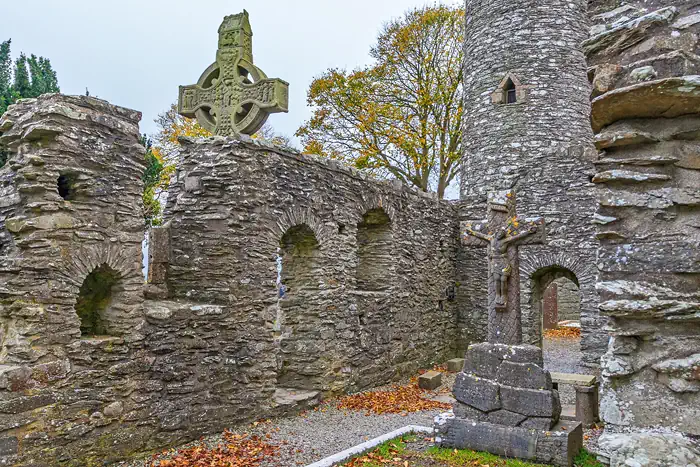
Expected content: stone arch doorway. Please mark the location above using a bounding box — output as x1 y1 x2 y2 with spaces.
275 224 327 391
75 263 122 337
530 265 581 346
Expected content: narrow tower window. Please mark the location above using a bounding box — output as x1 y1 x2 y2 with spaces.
505 79 517 104
491 73 527 105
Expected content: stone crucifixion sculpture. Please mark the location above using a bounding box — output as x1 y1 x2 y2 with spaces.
462 190 545 344
178 10 289 136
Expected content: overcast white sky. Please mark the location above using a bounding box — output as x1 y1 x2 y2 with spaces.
4 0 460 141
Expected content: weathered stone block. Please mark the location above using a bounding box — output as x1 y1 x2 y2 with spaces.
496 361 552 390
463 343 502 379
487 409 527 427
520 417 554 430
501 344 544 366
436 416 583 467
574 385 599 428
453 373 501 412
501 386 561 419
447 358 465 373
453 401 486 421
418 371 442 390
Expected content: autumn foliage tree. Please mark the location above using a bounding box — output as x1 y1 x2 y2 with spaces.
296 5 465 198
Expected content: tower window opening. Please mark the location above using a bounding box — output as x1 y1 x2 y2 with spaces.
505 79 517 104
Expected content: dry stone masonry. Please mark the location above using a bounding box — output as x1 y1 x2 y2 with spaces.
0 95 460 465
459 0 602 365
0 1 699 465
587 0 700 463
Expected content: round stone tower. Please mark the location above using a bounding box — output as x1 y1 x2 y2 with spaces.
459 0 603 364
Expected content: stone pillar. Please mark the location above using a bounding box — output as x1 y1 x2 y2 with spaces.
460 0 602 364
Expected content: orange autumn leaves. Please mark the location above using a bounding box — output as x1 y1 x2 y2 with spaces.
336 384 451 415
544 327 581 339
149 431 278 467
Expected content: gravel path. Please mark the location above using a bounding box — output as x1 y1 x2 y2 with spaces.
543 334 603 453
119 352 602 467
119 375 453 467
542 335 589 406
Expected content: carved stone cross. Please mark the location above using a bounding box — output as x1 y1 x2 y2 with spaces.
178 10 289 136
462 190 545 345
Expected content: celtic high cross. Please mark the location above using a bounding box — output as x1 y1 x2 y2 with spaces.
462 190 545 344
178 10 289 136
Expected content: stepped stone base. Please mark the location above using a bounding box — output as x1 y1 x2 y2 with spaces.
435 414 583 467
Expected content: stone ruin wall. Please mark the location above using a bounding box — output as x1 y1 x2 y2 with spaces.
459 0 601 364
0 95 148 465
587 0 700 436
552 278 582 323
155 136 460 394
0 95 461 465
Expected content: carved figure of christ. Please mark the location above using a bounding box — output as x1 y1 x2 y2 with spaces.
461 191 545 344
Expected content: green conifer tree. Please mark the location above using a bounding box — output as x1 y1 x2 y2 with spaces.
0 40 13 115
13 53 31 98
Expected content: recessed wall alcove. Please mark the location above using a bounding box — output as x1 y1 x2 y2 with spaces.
57 173 78 201
75 264 120 337
276 224 326 390
356 208 393 293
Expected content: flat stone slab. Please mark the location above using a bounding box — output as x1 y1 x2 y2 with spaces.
447 358 465 372
591 76 700 132
550 372 596 387
418 371 442 390
273 388 321 407
435 414 583 467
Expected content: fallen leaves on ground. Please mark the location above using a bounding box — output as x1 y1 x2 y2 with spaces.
345 451 408 466
147 431 279 467
336 384 451 415
544 326 580 339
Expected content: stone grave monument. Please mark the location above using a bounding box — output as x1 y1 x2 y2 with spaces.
178 10 289 136
435 190 583 467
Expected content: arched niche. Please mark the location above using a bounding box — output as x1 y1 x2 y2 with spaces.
75 264 121 337
275 224 326 391
356 208 393 293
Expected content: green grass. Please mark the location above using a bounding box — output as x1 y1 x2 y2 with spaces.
426 445 551 466
342 434 416 466
573 448 604 467
341 433 603 467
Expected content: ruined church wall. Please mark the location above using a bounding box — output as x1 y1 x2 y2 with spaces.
0 95 151 465
160 137 461 394
460 0 602 364
587 1 700 436
0 96 462 465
